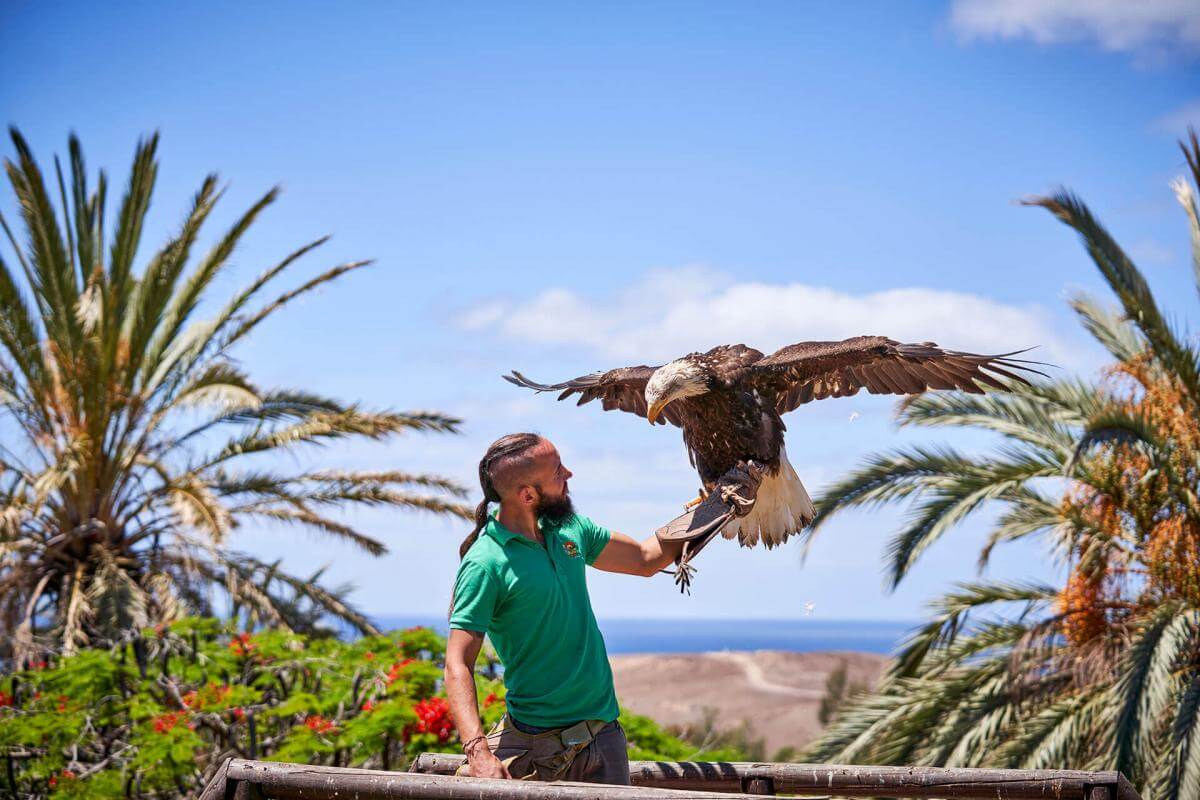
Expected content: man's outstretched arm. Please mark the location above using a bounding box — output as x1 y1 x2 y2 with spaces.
592 530 684 577
444 628 510 779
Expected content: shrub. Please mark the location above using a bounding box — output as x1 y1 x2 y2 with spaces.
0 620 501 797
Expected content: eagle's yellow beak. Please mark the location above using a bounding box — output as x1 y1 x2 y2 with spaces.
647 399 667 425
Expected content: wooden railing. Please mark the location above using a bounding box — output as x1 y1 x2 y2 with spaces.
200 756 1142 800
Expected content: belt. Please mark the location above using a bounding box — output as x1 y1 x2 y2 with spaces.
506 714 609 780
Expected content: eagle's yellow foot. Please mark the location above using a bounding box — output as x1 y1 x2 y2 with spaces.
683 489 709 512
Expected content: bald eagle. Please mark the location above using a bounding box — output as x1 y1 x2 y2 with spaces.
505 336 1043 555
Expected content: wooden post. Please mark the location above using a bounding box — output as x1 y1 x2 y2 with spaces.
740 777 774 795
196 759 230 800
247 712 258 759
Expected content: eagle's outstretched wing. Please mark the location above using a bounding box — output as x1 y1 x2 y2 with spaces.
504 365 686 426
751 336 1048 415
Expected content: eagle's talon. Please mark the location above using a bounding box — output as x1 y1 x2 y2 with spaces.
682 488 709 512
674 561 696 594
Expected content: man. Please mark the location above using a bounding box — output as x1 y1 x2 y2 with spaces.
445 432 685 784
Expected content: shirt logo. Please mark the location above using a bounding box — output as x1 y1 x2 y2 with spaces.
562 540 580 559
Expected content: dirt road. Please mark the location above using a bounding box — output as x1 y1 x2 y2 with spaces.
610 650 887 754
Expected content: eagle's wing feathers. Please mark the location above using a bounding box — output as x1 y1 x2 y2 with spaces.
753 336 1048 415
504 366 686 426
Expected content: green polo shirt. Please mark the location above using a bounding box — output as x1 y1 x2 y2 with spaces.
449 512 618 728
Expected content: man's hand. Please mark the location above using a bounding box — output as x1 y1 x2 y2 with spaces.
464 740 512 779
446 629 515 779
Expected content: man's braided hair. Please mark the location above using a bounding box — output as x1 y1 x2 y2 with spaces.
458 432 543 559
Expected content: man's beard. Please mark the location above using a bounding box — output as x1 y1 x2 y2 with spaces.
535 487 574 524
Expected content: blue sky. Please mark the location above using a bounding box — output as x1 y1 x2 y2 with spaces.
2 1 1198 622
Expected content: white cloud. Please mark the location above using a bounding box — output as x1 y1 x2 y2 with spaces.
460 266 1089 371
1151 99 1200 135
1128 238 1176 266
949 0 1200 58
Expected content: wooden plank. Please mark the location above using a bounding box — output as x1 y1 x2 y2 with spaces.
227 759 795 800
1115 774 1142 800
409 754 1140 800
740 777 773 795
196 759 230 800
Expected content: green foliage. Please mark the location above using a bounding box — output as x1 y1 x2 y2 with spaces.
0 130 469 658
618 708 751 763
818 659 866 726
0 621 504 798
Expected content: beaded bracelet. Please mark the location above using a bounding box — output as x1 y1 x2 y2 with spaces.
462 734 488 754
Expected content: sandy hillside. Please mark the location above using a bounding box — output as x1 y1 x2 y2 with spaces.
610 650 888 755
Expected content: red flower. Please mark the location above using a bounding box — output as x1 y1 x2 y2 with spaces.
229 633 255 657
408 697 455 743
386 657 415 684
56 695 68 712
183 683 232 711
152 711 189 734
483 692 502 708
232 707 246 722
49 769 75 788
0 691 12 708
364 652 376 661
304 714 336 735
361 700 376 712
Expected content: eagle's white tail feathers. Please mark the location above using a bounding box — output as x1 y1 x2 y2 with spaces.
721 446 814 548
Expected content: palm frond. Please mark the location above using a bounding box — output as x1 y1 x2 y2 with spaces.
141 187 279 382
217 259 372 352
997 688 1107 769
1069 292 1147 364
244 507 388 556
1028 190 1200 408
886 455 1060 586
1155 670 1200 800
978 488 1066 569
1176 129 1200 301
898 385 1078 458
1107 603 1184 782
891 581 1057 679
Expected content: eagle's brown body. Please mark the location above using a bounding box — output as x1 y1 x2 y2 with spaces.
506 335 1042 551
683 381 783 486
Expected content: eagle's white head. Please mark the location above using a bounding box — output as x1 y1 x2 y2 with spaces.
645 358 709 424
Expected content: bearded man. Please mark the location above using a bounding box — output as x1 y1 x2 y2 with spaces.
445 432 685 785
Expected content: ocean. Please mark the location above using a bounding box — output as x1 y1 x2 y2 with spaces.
371 615 916 655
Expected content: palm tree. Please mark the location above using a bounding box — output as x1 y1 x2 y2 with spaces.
802 130 1200 799
0 130 469 660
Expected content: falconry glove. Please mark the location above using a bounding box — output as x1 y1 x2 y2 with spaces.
655 462 765 593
